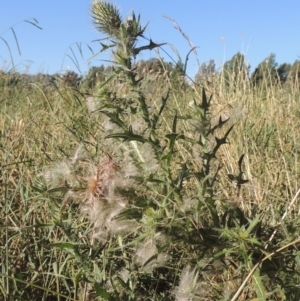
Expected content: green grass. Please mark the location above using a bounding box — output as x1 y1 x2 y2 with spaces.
2 2 300 300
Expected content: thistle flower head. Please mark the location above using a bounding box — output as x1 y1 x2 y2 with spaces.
79 153 140 243
91 1 122 37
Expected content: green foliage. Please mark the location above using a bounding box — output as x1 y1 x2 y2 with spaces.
223 52 249 90
251 53 279 88
277 62 291 83
251 55 300 88
60 70 81 88
195 59 216 84
287 60 300 85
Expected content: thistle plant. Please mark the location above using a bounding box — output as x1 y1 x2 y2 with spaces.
78 1 244 298
35 2 300 300
40 1 246 299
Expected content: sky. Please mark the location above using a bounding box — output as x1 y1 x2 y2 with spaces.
1 0 300 78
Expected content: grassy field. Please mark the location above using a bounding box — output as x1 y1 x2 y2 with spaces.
2 2 300 300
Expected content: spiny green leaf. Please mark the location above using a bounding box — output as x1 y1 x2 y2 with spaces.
247 237 262 246
252 269 266 301
100 111 126 128
106 127 147 142
212 124 235 154
246 214 262 235
201 88 212 110
94 283 112 299
208 115 230 135
100 42 115 52
133 39 166 56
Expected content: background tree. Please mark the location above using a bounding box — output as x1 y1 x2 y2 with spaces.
222 52 249 90
251 53 278 88
276 63 291 84
287 60 300 86
195 59 216 84
61 70 81 88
